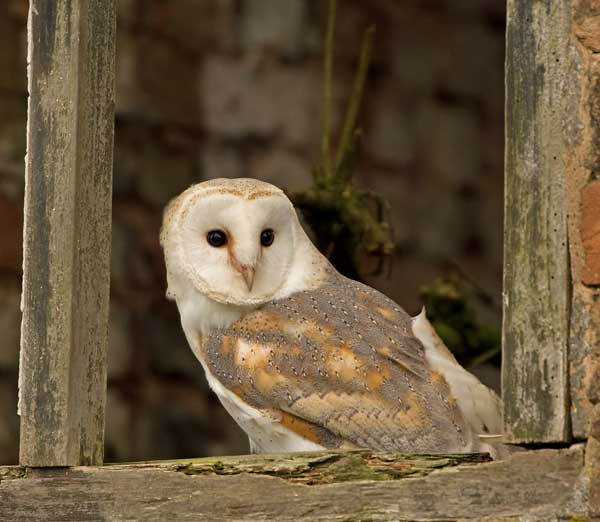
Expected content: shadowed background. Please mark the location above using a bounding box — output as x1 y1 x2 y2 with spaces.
0 0 505 463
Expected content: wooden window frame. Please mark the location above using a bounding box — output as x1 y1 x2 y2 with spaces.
1 0 598 519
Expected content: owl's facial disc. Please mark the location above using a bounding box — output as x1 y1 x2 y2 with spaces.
175 191 297 305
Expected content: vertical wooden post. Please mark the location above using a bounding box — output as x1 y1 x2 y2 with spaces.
503 1 573 443
19 0 116 466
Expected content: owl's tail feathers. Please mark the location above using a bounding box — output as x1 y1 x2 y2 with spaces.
478 433 504 441
412 309 503 437
478 433 528 460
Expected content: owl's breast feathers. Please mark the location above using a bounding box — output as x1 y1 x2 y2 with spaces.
200 275 482 453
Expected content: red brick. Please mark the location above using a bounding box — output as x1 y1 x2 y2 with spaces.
581 181 600 285
0 195 21 271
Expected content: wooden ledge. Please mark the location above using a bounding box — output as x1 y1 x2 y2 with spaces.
0 446 588 521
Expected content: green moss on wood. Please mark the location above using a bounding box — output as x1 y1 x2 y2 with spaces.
0 466 28 481
109 450 491 486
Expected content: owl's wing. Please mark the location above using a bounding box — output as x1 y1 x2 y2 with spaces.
201 276 483 453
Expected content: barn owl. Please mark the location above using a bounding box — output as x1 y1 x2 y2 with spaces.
160 178 503 456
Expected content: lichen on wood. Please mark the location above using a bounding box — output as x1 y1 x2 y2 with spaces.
111 450 491 486
0 466 27 482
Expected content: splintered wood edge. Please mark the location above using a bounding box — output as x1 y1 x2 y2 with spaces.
0 446 588 521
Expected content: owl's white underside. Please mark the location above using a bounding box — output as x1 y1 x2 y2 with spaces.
179 291 327 453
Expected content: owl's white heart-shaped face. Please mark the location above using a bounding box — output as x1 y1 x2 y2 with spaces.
161 179 308 306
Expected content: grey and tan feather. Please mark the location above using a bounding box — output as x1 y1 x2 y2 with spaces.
161 178 503 456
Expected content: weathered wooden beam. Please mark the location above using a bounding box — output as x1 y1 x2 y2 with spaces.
503 0 573 443
0 448 586 521
19 0 116 466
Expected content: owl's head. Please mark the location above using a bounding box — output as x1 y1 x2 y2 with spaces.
160 178 324 307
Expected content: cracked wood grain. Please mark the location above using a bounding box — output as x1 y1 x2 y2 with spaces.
19 0 116 466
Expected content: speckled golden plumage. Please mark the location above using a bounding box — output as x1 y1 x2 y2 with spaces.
201 272 479 453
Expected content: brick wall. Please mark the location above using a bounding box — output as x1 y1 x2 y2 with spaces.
571 2 600 483
0 0 505 463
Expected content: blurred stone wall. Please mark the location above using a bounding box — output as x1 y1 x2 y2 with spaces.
0 0 505 464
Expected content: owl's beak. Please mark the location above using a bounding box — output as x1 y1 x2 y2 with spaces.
239 264 255 291
229 253 256 291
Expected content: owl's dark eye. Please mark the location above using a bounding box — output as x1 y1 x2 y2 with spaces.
207 229 227 247
260 229 275 247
